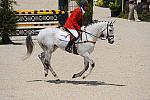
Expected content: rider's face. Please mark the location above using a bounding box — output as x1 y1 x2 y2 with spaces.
83 4 88 11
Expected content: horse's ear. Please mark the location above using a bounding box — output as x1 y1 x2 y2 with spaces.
111 20 116 25
109 20 116 25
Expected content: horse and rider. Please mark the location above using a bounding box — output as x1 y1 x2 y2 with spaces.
24 0 115 79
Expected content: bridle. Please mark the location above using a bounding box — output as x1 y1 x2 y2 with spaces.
106 23 114 40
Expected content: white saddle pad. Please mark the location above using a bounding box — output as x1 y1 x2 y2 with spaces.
57 30 70 42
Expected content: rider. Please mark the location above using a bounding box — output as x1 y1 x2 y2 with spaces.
64 0 88 53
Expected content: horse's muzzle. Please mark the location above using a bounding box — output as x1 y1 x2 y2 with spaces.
108 38 114 44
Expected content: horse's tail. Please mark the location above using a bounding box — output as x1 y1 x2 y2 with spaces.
23 33 34 60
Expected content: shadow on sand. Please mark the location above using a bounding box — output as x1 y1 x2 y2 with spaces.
0 42 23 45
26 79 126 87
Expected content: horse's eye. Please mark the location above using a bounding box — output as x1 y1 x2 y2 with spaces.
109 29 112 31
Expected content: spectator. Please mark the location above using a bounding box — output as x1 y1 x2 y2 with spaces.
128 0 141 21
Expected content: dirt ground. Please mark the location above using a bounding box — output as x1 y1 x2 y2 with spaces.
0 2 150 100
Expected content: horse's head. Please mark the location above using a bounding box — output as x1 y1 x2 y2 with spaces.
106 20 115 44
100 20 115 44
84 20 115 44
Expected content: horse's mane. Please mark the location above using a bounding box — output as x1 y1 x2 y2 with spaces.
86 20 109 27
85 20 109 33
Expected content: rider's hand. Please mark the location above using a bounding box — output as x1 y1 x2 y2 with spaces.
78 30 82 35
81 26 86 31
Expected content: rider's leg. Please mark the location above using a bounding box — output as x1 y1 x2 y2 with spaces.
65 36 77 52
65 29 79 52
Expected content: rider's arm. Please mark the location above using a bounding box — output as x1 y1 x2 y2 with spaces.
70 9 82 30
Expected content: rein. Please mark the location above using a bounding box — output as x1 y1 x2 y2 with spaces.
79 30 102 39
76 40 96 44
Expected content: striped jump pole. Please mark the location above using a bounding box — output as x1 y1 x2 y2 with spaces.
15 10 68 36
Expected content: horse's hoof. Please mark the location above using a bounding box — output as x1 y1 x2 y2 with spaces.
72 74 76 78
55 79 60 81
38 54 41 59
82 76 86 79
82 75 86 79
54 74 58 78
55 79 60 84
45 73 48 77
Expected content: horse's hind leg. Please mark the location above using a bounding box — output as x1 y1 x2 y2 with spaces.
47 51 59 79
72 58 89 78
38 42 59 79
38 50 58 79
46 46 59 79
38 52 49 77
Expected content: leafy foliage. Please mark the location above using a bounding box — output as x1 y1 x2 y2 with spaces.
95 0 109 7
138 11 150 22
108 2 120 11
0 0 18 35
75 0 93 25
0 0 18 44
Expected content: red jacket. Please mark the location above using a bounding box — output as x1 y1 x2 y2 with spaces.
64 7 83 30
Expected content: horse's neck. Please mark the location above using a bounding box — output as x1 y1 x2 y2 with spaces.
83 22 107 42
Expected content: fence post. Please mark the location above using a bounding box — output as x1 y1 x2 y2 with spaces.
58 0 68 26
122 0 124 13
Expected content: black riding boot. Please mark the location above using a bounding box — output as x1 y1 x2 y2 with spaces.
65 34 77 53
65 40 74 53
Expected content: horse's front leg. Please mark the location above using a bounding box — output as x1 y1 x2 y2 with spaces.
82 52 95 79
72 58 89 78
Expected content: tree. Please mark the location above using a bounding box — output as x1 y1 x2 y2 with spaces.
84 0 93 25
0 0 17 44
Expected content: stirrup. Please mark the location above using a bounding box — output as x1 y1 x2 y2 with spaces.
65 47 72 53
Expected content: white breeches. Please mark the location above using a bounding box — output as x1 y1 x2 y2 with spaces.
68 29 79 38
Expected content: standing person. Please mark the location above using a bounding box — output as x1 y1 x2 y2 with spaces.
64 0 88 53
128 0 141 22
